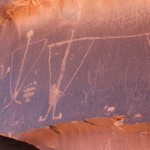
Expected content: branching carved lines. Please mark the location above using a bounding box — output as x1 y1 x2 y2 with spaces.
38 30 150 122
82 39 114 103
63 40 95 93
3 30 47 110
48 32 148 49
57 30 75 89
39 30 75 121
16 39 47 94
13 30 34 104
83 59 101 103
1 27 150 120
39 32 95 122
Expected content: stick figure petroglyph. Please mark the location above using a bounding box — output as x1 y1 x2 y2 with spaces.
39 30 75 121
39 30 95 121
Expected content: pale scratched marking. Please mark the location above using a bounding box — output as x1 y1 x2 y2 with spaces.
3 97 7 104
63 40 95 93
3 32 47 110
24 87 36 93
48 48 52 89
39 30 75 122
146 33 150 64
83 88 93 103
13 30 34 104
39 47 52 122
82 56 105 103
0 65 10 111
17 39 47 93
57 30 75 88
1 27 150 115
146 33 150 47
48 31 149 48
0 65 10 80
134 113 143 118
83 60 101 103
106 106 115 113
39 84 63 122
124 66 128 92
67 40 94 102
87 70 92 85
0 65 4 79
23 81 37 103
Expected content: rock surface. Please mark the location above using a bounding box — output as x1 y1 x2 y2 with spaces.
0 0 150 134
17 117 150 150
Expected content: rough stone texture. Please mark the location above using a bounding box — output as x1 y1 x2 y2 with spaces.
17 117 150 150
0 0 150 134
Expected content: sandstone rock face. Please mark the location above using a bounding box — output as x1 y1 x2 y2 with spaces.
17 117 150 150
0 0 150 134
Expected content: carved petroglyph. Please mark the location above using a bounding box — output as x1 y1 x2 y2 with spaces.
3 30 47 110
48 31 150 48
39 30 75 121
82 39 114 103
0 65 10 80
124 66 128 92
0 65 3 80
23 81 37 103
12 30 34 104
83 60 101 103
63 40 95 93
133 113 143 118
104 106 116 113
104 105 116 116
1 26 150 123
39 31 95 121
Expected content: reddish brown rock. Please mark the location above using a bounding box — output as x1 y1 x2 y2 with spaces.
17 117 150 150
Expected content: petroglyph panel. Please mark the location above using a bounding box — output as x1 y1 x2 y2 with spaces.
0 0 150 134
